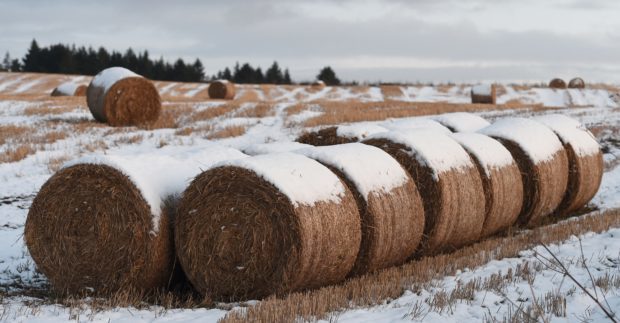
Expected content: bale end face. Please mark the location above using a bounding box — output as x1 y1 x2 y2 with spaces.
175 166 361 301
208 81 236 100
471 84 497 104
24 164 174 295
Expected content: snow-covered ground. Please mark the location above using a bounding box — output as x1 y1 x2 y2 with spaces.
1 75 620 322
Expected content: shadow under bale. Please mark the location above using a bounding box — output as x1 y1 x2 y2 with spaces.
363 130 486 255
175 153 361 301
480 118 569 226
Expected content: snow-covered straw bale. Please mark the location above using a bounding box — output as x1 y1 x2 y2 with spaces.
51 82 87 97
479 118 569 225
363 129 486 254
208 79 236 100
175 152 362 301
533 114 603 215
568 77 585 89
471 84 496 104
86 67 161 126
24 144 247 295
296 143 424 275
433 112 491 132
297 123 389 146
549 78 567 89
451 133 523 237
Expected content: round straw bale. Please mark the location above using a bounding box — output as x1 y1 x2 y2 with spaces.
51 82 87 97
568 77 585 89
470 84 497 104
533 114 603 215
25 163 173 295
549 78 567 89
24 146 247 295
311 80 326 89
480 118 569 225
363 130 486 254
208 80 236 100
433 112 491 132
296 123 388 146
175 153 361 301
86 67 161 126
451 133 523 237
296 143 424 275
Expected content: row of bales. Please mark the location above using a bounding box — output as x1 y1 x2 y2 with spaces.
25 112 603 301
470 77 587 104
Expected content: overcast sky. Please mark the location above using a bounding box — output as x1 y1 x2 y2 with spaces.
1 0 620 83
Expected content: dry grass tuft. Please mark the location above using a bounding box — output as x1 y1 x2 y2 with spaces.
207 125 248 139
1 144 36 163
0 125 31 145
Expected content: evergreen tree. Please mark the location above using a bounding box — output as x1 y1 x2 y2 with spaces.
265 61 283 84
317 66 340 85
10 59 21 72
22 39 41 72
2 52 10 71
222 67 232 80
283 68 292 84
192 59 205 82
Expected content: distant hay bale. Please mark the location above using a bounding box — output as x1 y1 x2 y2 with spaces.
175 153 361 301
51 82 87 97
87 67 161 126
311 80 326 89
24 146 246 295
296 143 424 275
242 141 313 155
433 112 491 132
480 118 569 225
208 80 236 100
451 133 523 237
568 77 585 89
363 130 486 254
534 114 603 215
470 84 496 104
296 124 388 146
549 78 567 89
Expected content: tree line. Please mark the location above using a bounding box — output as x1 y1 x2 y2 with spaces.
1 39 342 85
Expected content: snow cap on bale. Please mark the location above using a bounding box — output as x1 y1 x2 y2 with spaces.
451 133 523 237
175 152 361 301
480 118 569 225
381 117 452 134
470 84 497 104
87 67 161 126
296 123 388 146
433 112 491 132
296 143 425 275
363 129 486 254
24 145 247 295
51 82 87 96
533 114 603 215
243 141 313 156
208 79 236 100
